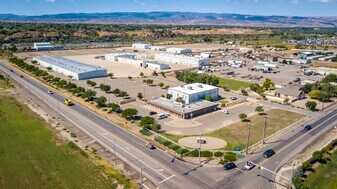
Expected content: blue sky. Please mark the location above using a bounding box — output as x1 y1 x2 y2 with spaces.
0 0 336 16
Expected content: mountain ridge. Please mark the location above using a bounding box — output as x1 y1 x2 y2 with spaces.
0 12 336 27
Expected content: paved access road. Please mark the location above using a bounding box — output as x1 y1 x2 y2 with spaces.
2 62 337 189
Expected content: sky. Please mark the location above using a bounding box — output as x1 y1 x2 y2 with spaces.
0 0 336 17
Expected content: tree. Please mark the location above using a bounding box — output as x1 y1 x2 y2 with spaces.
72 86 85 95
81 89 96 101
128 76 132 80
158 82 164 88
322 73 337 83
108 73 114 78
255 106 264 115
241 89 248 96
152 71 158 76
176 97 185 104
301 84 313 94
121 108 138 120
239 113 248 122
205 95 213 101
309 90 322 99
86 80 97 87
305 101 317 111
284 98 290 104
112 88 121 94
140 116 157 131
96 96 107 108
146 79 154 86
139 72 144 77
137 92 143 100
312 151 323 162
262 78 274 90
108 103 120 113
166 94 172 99
46 67 52 71
302 161 312 171
99 84 111 92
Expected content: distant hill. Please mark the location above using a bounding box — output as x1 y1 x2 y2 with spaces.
0 12 336 27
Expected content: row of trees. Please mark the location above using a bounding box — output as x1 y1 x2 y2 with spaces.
303 74 337 102
175 71 220 86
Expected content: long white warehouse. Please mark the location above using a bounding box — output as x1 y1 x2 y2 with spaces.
33 56 107 80
154 53 210 67
166 48 192 54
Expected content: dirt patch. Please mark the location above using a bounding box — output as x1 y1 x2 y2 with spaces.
178 136 227 150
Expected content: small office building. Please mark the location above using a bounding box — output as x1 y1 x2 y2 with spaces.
154 53 210 67
33 42 54 51
132 43 151 50
166 48 192 54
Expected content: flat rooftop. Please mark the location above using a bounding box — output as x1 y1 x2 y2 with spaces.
35 56 106 74
148 97 217 115
169 83 218 95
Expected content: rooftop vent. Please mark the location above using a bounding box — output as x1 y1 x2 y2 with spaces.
187 86 193 90
198 84 203 88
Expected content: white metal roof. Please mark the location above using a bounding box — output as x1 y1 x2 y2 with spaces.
169 83 218 95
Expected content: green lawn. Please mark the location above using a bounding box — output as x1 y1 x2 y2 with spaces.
0 95 134 189
303 149 337 189
218 78 251 91
162 109 305 150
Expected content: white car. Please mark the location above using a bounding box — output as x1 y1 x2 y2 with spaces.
244 161 255 170
47 90 53 94
222 110 229 114
157 113 168 120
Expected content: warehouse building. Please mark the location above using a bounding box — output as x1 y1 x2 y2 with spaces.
33 42 54 51
168 83 219 104
33 56 107 80
150 46 167 51
166 48 192 54
154 53 210 67
132 43 151 49
318 55 336 61
292 59 311 64
105 53 170 70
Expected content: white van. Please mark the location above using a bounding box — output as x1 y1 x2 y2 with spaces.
157 113 167 120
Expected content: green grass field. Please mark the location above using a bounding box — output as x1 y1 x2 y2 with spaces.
218 78 251 91
162 109 305 150
303 149 337 189
0 95 134 189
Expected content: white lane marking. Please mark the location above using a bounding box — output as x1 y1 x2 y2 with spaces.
159 174 176 184
125 147 130 151
235 168 246 174
98 133 169 179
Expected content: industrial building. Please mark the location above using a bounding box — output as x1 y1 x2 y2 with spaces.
105 53 170 70
132 43 151 50
154 53 210 67
33 56 107 80
200 52 212 58
307 55 325 60
168 83 219 104
150 46 167 51
318 55 335 61
33 42 54 51
166 48 192 54
292 59 311 64
298 52 313 58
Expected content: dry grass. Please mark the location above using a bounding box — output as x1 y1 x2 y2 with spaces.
312 61 337 69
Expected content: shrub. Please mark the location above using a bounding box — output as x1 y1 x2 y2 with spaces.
214 151 224 157
139 129 153 136
223 152 237 162
179 148 189 155
163 141 173 146
170 144 180 151
302 161 312 171
201 151 213 157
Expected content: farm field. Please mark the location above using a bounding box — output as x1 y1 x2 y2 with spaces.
0 95 133 189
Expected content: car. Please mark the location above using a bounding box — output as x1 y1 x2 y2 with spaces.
149 111 157 115
263 149 275 158
146 142 155 149
304 125 312 131
222 110 229 114
157 113 167 120
10 69 13 72
294 78 301 82
230 96 237 100
20 75 24 78
47 90 53 94
244 161 255 170
223 162 236 170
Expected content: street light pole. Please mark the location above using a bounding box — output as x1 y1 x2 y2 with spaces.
245 123 252 155
289 161 295 189
113 138 116 166
262 115 269 144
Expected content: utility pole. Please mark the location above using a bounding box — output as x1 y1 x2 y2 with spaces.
57 100 60 119
289 161 295 189
245 123 252 155
113 138 116 166
139 163 143 188
198 134 202 164
262 115 269 144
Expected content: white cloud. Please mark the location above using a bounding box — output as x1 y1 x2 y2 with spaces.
309 0 335 2
152 5 157 8
45 0 55 2
134 0 146 6
227 0 259 2
291 0 299 4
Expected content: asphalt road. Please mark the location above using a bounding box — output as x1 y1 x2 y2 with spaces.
2 61 337 189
